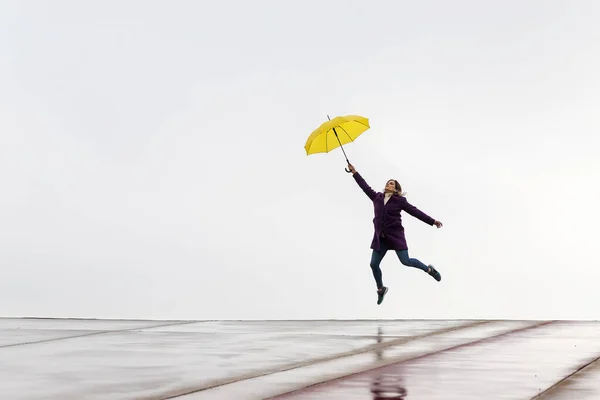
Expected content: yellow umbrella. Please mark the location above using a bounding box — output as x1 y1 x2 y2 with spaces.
304 114 370 172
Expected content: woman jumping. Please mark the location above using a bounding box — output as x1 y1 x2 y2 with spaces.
347 164 443 305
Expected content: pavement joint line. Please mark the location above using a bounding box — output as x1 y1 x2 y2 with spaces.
265 319 555 399
141 320 491 400
0 320 201 349
529 352 600 399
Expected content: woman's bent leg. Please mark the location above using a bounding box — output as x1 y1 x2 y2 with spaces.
395 250 429 272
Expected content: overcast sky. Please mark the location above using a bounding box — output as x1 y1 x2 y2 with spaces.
1 0 599 321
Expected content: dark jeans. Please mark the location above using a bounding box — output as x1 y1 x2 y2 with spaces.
369 236 429 289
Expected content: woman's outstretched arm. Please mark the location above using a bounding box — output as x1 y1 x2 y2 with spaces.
401 198 443 228
348 164 377 201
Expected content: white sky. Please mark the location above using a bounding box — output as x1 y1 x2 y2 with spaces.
1 0 599 320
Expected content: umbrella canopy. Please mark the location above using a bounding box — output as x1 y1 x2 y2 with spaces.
304 115 370 172
304 115 370 155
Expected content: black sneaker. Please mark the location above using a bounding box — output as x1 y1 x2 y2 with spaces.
428 265 441 282
377 286 388 305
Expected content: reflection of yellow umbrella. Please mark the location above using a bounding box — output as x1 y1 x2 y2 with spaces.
304 115 370 173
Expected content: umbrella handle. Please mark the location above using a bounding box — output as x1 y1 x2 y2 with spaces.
331 125 353 174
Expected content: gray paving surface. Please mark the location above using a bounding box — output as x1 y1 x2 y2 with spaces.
0 318 598 399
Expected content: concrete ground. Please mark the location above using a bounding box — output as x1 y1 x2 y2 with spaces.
0 318 599 399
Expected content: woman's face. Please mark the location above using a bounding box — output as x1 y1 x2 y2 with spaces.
385 180 396 193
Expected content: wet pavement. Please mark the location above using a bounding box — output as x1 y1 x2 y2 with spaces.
0 318 599 399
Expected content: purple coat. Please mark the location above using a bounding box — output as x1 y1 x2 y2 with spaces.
353 172 435 251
